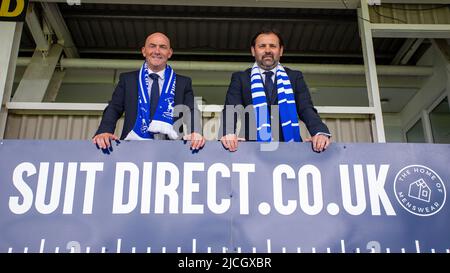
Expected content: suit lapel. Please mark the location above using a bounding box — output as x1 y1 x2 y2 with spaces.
128 71 139 126
285 68 296 92
243 69 253 106
174 76 184 105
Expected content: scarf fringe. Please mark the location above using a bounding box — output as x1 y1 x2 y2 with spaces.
124 130 149 140
148 120 179 140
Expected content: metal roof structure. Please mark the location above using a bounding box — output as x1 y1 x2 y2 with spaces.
18 3 422 65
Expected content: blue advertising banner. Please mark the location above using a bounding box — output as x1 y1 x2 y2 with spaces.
0 140 448 253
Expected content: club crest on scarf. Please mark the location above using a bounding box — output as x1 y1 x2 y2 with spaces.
162 83 176 119
163 97 174 119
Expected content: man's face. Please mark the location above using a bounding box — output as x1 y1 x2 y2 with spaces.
141 33 173 72
251 33 283 70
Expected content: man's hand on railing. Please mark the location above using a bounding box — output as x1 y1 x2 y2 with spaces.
220 134 246 152
93 133 119 150
183 132 206 151
304 134 331 153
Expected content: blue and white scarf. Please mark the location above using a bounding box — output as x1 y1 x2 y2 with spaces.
125 61 178 140
250 62 301 142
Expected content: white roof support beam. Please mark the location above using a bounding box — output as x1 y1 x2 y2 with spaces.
12 44 63 102
399 38 425 65
421 109 434 143
431 39 450 113
0 22 23 139
391 38 424 65
43 70 65 102
371 24 450 39
432 39 450 64
5 102 376 116
6 102 107 112
358 0 386 143
25 3 50 53
40 2 79 58
383 0 450 3
15 57 433 77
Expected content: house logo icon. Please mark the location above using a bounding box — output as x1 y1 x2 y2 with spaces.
408 178 431 202
394 165 446 216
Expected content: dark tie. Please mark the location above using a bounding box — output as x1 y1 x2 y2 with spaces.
263 71 274 103
149 73 160 118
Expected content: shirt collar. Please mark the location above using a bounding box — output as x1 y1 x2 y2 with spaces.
147 66 166 80
257 65 278 76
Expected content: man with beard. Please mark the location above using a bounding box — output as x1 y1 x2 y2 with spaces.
220 28 331 152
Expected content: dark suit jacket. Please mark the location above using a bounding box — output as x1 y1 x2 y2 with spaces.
220 67 330 141
96 70 199 139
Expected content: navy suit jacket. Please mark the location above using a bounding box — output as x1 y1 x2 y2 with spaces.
221 67 330 141
96 70 199 139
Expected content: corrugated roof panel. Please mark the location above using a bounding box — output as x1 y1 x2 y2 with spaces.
79 20 95 47
347 26 361 52
18 3 407 64
289 24 304 50
97 19 113 48
334 26 348 53
298 24 315 51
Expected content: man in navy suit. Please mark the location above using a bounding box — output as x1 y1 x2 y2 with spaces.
93 32 205 150
220 29 331 152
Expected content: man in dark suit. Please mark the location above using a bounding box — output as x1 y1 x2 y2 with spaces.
93 32 205 150
220 28 331 152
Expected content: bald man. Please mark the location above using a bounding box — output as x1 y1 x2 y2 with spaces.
93 32 205 150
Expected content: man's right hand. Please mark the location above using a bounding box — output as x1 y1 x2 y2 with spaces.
92 133 119 149
220 134 245 152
